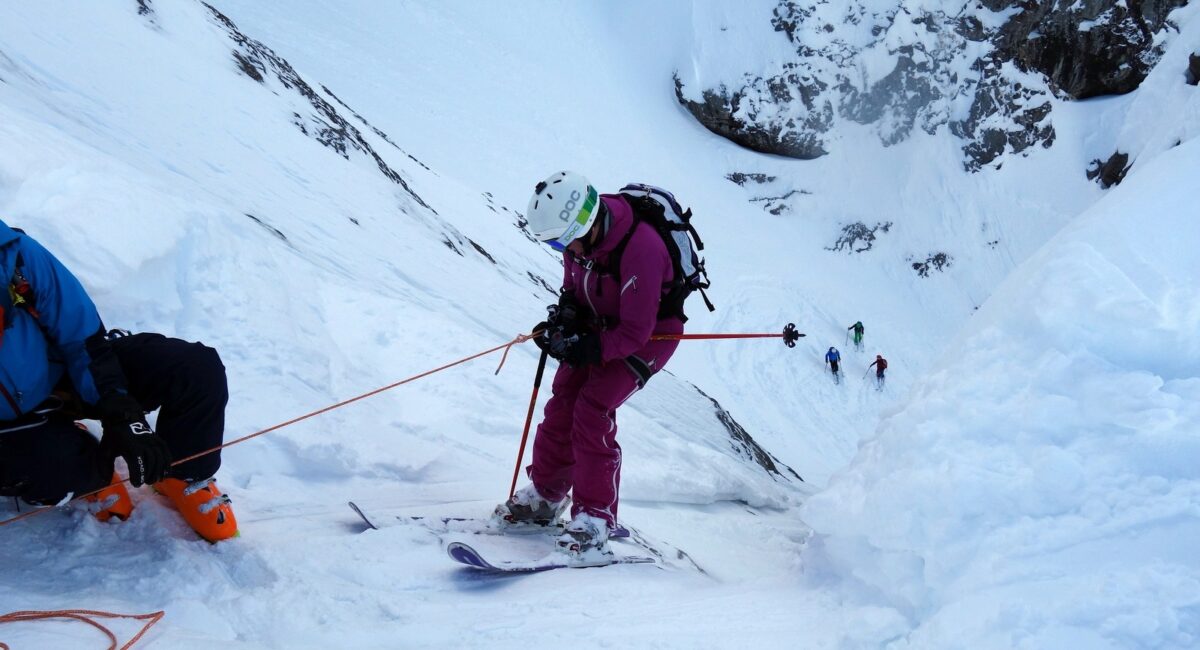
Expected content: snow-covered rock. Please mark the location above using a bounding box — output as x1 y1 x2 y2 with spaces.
677 0 1190 170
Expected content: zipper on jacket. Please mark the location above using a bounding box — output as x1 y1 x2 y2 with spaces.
621 275 638 296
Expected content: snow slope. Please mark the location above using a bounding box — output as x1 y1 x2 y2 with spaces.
804 134 1200 649
0 0 1197 648
803 13 1200 647
213 0 1117 485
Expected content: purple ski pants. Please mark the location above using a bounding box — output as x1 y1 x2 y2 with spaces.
528 337 679 528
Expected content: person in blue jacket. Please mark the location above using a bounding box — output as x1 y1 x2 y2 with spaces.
825 346 841 383
0 220 237 542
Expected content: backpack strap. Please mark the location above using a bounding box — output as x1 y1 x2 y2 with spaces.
683 210 704 251
604 214 641 282
9 252 40 321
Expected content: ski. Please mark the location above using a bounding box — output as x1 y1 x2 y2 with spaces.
348 500 381 530
348 502 702 573
446 541 655 573
348 501 507 533
347 501 630 538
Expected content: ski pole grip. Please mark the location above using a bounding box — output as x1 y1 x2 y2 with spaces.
782 323 803 348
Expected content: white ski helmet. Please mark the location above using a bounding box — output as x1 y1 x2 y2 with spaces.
525 171 601 250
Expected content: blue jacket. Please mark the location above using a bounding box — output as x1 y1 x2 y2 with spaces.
0 219 116 421
825 349 840 363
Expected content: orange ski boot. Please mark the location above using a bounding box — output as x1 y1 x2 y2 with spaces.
154 477 238 543
86 473 134 522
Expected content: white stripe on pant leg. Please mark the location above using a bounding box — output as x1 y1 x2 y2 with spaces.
598 385 637 522
608 386 639 434
599 433 622 523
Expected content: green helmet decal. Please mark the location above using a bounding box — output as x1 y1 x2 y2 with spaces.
556 185 599 245
525 171 601 248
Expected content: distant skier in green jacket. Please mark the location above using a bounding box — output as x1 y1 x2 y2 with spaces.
848 321 864 351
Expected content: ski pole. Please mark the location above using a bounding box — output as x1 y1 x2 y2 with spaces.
509 349 549 498
650 323 804 347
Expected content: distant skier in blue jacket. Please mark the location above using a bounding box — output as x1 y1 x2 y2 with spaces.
825 346 841 383
0 220 237 542
825 347 841 373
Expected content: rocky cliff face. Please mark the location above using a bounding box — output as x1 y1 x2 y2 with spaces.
677 1 1188 171
994 0 1187 99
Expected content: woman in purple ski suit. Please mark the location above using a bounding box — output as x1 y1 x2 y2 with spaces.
502 171 682 556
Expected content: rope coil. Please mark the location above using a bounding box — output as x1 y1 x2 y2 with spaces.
0 609 164 650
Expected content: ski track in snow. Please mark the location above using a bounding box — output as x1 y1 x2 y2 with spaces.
1 1 1198 647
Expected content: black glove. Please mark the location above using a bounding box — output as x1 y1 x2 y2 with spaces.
534 292 583 355
557 330 602 367
532 320 555 354
532 322 576 358
546 291 582 330
97 392 172 487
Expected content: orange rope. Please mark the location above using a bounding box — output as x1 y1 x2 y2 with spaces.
0 609 164 650
0 333 533 528
493 331 537 376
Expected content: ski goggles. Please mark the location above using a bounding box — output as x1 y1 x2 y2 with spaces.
542 188 601 252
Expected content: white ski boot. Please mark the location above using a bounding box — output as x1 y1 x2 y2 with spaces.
493 483 568 530
556 512 614 566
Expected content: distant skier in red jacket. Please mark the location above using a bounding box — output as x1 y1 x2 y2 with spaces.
868 355 887 390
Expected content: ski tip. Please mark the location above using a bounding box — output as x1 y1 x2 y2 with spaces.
446 542 495 570
347 501 380 530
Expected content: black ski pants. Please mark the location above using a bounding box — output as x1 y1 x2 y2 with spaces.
0 332 228 503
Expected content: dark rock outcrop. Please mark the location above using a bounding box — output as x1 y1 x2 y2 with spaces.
202 3 431 210
1086 151 1132 188
995 0 1188 99
726 172 777 186
675 75 829 159
694 387 802 482
749 189 809 215
1188 53 1200 85
827 222 892 254
912 252 952 277
245 214 289 245
951 54 1057 171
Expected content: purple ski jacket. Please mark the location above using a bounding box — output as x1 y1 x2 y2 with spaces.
560 194 684 362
